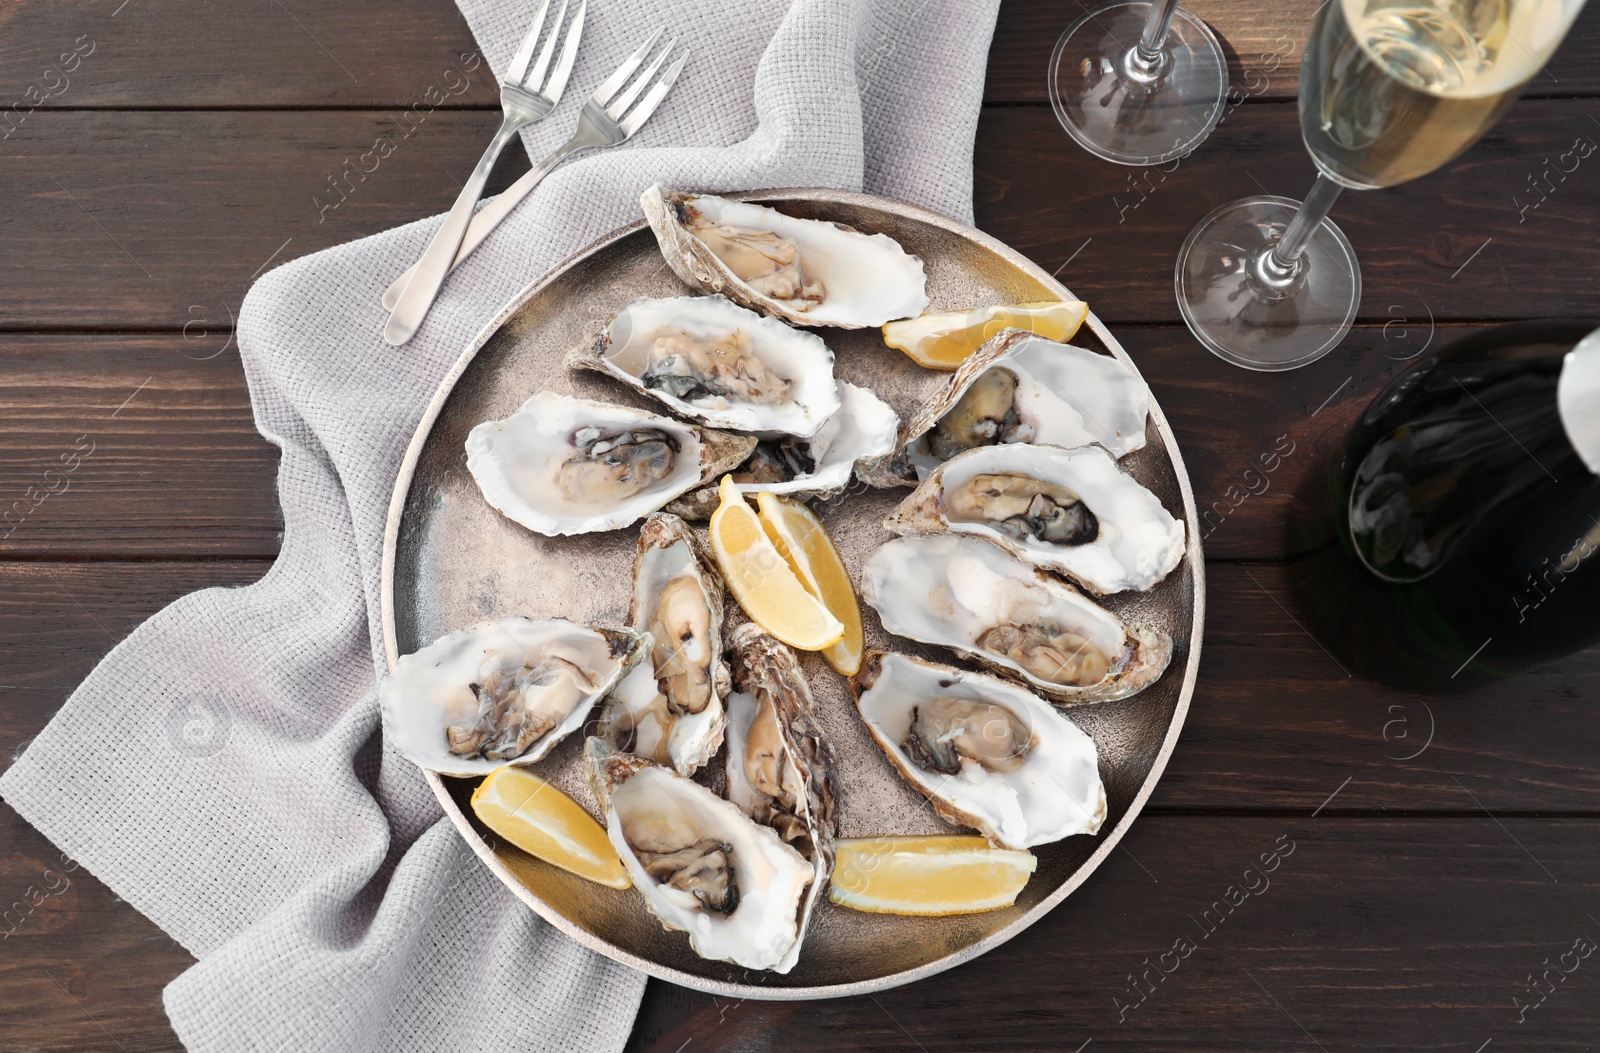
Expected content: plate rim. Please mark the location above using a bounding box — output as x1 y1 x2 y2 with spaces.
379 187 1207 1000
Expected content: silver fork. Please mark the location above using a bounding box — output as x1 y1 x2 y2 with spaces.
380 28 686 313
383 0 588 346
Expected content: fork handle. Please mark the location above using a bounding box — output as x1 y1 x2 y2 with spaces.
382 115 524 346
380 126 604 312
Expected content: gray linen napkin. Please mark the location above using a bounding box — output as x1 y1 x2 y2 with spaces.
0 0 999 1049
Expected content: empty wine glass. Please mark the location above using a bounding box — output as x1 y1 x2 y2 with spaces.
1176 0 1589 371
1049 0 1228 165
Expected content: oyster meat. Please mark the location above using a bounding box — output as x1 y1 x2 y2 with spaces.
586 739 815 973
568 295 841 438
860 534 1171 704
863 329 1149 485
641 186 929 329
665 380 900 517
885 443 1186 594
598 513 729 775
852 651 1106 849
381 617 648 776
721 624 838 971
465 392 755 537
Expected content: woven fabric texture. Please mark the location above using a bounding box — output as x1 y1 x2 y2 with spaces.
0 0 999 1049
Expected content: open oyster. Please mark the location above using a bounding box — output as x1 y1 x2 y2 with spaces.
862 329 1149 485
722 625 839 970
598 514 729 776
465 392 755 537
852 651 1106 849
586 738 814 972
860 535 1171 704
885 443 1186 594
568 295 841 438
381 618 648 777
665 380 900 518
641 185 929 329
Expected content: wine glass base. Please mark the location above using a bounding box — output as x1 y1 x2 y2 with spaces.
1048 1 1227 166
1175 196 1362 372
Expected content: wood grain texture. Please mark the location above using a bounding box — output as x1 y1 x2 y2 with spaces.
974 102 1600 326
986 0 1600 103
3 812 1595 1053
628 816 1600 1052
1 0 1595 109
5 100 1599 330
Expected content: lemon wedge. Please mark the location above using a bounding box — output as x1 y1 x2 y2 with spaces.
828 835 1037 916
882 301 1089 369
709 477 844 651
754 492 863 676
471 768 630 890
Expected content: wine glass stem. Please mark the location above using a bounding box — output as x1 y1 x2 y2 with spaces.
1128 0 1182 79
1261 174 1346 283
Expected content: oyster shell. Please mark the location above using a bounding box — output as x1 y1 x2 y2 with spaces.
641 185 929 329
381 617 648 776
465 392 755 537
598 513 729 775
884 443 1186 594
862 329 1149 485
722 625 839 969
860 534 1171 704
665 380 900 518
852 651 1107 849
568 295 841 438
586 738 814 973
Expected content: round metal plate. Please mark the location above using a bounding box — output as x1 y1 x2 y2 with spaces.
380 189 1205 999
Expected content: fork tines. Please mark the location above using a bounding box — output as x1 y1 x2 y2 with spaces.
594 27 688 136
507 0 587 100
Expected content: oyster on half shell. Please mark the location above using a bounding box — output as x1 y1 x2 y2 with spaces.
861 329 1149 486
465 392 755 537
860 534 1171 704
568 295 841 438
721 624 838 972
598 513 729 776
586 738 815 973
641 186 929 329
665 380 900 518
381 617 648 777
852 651 1107 849
884 443 1186 594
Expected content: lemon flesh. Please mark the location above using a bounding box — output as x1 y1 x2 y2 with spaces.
709 477 844 651
755 492 863 675
471 767 630 890
882 301 1089 369
828 835 1038 916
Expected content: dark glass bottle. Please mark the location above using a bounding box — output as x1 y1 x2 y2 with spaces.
1287 320 1600 692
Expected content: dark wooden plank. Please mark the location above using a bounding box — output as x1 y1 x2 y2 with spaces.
986 0 1600 103
0 0 494 111
0 335 281 559
0 108 528 331
4 812 1595 1053
1 0 1596 110
974 100 1600 326
5 101 1598 330
0 804 191 1053
625 817 1600 1052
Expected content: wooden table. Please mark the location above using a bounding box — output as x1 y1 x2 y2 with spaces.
3 1 1598 1048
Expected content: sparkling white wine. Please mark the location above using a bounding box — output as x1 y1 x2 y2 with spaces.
1300 0 1578 188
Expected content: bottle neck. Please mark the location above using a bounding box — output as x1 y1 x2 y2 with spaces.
1558 326 1600 476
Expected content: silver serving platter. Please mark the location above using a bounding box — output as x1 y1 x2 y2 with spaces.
380 189 1204 999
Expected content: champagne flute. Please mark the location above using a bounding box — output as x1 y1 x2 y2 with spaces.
1176 0 1589 371
1049 0 1229 165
